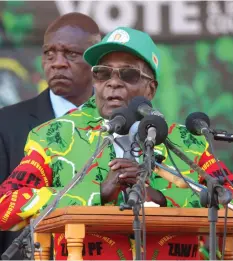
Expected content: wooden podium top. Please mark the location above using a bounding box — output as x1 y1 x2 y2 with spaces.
35 206 233 236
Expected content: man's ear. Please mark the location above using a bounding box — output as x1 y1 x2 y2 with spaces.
147 80 157 100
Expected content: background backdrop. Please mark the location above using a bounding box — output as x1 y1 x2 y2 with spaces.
0 0 233 167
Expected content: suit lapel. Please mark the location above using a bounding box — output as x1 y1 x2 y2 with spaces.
28 88 55 131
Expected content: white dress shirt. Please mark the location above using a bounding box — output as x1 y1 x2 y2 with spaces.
49 90 80 118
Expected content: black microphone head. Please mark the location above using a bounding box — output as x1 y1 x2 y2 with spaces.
138 115 168 145
109 107 137 135
128 96 152 120
185 112 210 135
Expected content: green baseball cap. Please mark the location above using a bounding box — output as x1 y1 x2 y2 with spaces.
83 27 160 79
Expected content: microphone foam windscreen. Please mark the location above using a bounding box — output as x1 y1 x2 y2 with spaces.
185 112 210 135
138 115 168 145
128 96 152 120
110 107 137 135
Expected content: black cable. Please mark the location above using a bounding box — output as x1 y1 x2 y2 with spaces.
137 177 147 260
204 132 231 259
141 199 146 261
130 141 141 158
164 140 200 197
140 143 155 260
221 205 228 260
128 184 144 260
132 137 200 260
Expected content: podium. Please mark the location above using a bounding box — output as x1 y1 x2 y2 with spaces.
34 206 233 260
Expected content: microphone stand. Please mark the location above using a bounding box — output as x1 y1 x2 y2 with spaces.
1 134 114 261
120 127 156 260
119 169 146 261
165 139 232 260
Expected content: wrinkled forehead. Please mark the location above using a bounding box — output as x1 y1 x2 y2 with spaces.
98 51 145 69
44 25 91 46
98 51 144 68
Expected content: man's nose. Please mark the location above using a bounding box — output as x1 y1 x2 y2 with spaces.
107 72 124 89
51 52 68 69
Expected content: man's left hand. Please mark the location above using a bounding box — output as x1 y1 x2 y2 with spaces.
108 158 142 186
108 158 167 206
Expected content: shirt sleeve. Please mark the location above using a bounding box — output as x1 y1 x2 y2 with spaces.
0 149 102 231
0 150 54 230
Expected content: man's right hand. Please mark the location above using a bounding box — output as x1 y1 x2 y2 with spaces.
100 169 122 205
101 158 141 204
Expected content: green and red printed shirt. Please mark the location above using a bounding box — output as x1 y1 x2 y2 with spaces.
0 96 232 260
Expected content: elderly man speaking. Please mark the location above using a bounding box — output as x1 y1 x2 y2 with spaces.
0 27 232 260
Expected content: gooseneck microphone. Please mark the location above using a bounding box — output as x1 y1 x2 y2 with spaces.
128 96 164 121
126 115 169 211
138 115 168 146
122 101 167 261
185 111 233 188
101 107 137 135
185 112 233 142
185 112 211 136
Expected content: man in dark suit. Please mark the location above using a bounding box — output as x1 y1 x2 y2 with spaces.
0 12 101 259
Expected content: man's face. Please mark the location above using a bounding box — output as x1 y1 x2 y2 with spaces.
93 52 156 118
42 26 93 98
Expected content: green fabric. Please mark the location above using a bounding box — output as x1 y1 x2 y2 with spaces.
83 27 160 78
25 96 208 209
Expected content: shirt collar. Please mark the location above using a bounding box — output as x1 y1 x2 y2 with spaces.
49 89 78 118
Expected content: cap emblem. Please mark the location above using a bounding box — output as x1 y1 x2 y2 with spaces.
107 29 130 44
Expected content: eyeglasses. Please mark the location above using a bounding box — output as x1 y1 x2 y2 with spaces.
91 65 153 84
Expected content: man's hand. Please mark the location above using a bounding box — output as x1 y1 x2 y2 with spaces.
101 158 167 207
109 158 141 185
101 158 141 204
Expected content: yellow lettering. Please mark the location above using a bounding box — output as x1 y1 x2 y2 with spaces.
158 235 176 246
202 158 216 171
6 210 12 216
158 239 164 246
102 236 115 246
28 161 49 186
9 202 15 208
57 234 65 245
91 233 102 239
20 159 31 165
2 198 17 222
109 239 115 246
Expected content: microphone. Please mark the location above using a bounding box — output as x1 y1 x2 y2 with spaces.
138 115 168 146
185 112 211 136
126 116 168 209
101 107 137 135
185 112 233 193
212 129 233 143
128 96 164 120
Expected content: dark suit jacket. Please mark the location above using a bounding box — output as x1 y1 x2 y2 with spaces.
0 88 55 259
